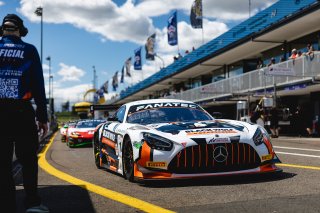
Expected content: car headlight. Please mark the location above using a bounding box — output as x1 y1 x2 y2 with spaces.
253 128 264 146
143 133 173 151
70 132 81 137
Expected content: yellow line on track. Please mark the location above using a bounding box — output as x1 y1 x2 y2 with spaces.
38 132 175 213
277 163 320 171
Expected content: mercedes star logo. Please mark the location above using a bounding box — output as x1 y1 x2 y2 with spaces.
213 146 228 163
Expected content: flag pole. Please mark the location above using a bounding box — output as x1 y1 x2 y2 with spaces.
176 10 180 56
201 0 204 44
201 26 204 44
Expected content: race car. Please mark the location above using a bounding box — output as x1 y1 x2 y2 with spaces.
60 124 68 142
62 121 77 143
67 119 105 148
93 99 281 182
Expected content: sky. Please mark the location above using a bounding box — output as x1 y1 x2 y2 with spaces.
0 0 277 111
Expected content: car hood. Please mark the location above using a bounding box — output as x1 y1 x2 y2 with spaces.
149 120 243 132
145 120 246 137
75 127 95 132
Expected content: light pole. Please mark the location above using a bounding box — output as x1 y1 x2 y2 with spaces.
93 65 97 90
46 56 52 118
34 7 43 63
155 54 165 69
46 56 51 100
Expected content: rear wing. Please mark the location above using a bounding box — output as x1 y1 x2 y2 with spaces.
90 104 121 119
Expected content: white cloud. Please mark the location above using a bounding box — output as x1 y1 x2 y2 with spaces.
0 1 4 6
53 83 92 111
57 63 85 82
18 0 276 45
135 0 194 17
19 0 154 43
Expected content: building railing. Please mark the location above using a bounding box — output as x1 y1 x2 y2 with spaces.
165 51 320 102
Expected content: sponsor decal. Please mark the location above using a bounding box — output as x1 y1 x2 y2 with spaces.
262 154 272 161
194 122 208 128
133 141 143 149
186 128 237 135
146 161 167 168
213 146 228 163
0 49 24 58
132 102 198 112
102 130 116 141
207 137 230 144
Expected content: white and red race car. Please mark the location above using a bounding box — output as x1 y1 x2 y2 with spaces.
67 119 105 147
93 99 281 182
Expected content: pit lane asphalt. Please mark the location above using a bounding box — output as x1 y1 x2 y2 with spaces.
15 133 320 213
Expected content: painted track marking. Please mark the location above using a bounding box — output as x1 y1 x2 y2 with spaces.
274 146 320 152
277 163 320 171
38 132 175 213
276 151 320 158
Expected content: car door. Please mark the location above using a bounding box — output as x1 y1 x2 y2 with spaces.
100 105 126 172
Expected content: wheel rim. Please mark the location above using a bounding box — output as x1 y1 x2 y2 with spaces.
123 141 133 178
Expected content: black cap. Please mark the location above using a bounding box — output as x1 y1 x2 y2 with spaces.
1 14 28 36
2 14 24 29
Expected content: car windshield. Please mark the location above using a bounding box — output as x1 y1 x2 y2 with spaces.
76 120 105 128
127 104 212 124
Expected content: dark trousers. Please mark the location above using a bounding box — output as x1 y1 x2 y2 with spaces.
0 100 41 212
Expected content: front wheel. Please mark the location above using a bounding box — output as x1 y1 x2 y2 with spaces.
122 138 134 182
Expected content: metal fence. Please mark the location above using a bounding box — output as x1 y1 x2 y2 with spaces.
166 51 320 102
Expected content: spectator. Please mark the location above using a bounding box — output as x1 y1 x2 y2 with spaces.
306 43 314 55
306 43 315 60
267 57 276 67
289 48 298 59
250 105 263 124
256 111 265 127
257 59 264 69
270 107 279 138
103 111 109 119
297 50 303 57
293 106 308 137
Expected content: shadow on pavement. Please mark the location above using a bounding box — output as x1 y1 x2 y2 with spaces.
16 185 95 213
142 171 296 188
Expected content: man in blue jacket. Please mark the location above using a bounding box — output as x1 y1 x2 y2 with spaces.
0 14 49 213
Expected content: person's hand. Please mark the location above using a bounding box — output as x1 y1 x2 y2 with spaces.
38 122 48 140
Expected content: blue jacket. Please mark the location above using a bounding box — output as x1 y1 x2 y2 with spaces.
0 35 48 122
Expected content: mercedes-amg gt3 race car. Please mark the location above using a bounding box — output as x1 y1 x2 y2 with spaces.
93 99 281 182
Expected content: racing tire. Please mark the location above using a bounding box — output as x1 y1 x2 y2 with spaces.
93 134 101 169
122 138 134 182
66 139 73 148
